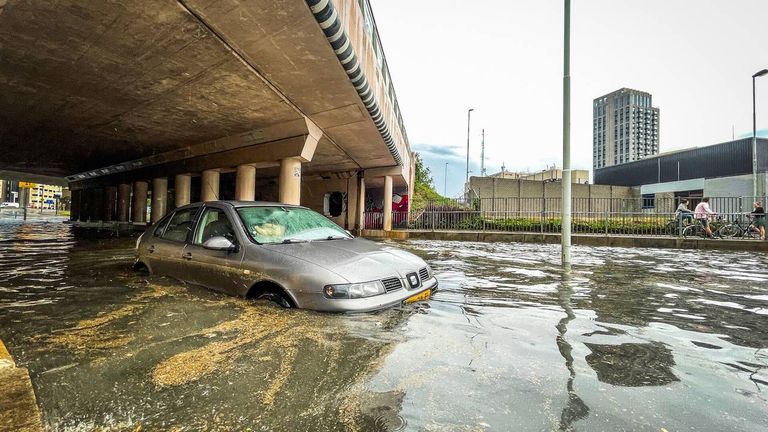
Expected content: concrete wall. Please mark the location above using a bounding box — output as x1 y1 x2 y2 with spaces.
302 177 359 230
704 174 753 198
469 177 641 216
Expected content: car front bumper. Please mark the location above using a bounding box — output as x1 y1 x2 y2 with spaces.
297 276 439 313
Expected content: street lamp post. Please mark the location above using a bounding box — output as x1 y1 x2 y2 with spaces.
561 0 572 267
465 108 474 190
444 162 448 197
753 69 768 199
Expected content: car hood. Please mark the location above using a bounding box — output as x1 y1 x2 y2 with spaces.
261 238 424 282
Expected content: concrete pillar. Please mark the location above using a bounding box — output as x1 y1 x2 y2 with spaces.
131 181 148 224
151 177 168 224
117 183 131 222
104 186 117 222
93 188 105 221
235 164 256 201
279 157 302 205
383 175 393 231
356 175 366 232
174 174 191 207
201 170 220 202
70 189 81 221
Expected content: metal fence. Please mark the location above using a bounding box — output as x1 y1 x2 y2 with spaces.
364 196 766 238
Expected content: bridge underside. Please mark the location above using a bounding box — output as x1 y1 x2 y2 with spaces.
0 0 412 230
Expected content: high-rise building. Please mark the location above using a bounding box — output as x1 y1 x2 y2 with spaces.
593 88 660 171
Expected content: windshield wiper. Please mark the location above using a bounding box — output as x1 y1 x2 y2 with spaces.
324 235 348 240
281 238 307 244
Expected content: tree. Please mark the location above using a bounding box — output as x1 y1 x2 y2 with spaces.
412 153 442 210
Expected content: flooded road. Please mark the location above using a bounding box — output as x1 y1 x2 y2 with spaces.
1 219 767 431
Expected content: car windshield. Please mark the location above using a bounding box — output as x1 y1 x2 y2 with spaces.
237 206 351 244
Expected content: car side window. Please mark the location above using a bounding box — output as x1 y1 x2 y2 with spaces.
152 213 174 237
194 208 236 245
161 207 200 243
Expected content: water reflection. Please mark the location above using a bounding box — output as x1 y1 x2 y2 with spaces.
556 270 589 431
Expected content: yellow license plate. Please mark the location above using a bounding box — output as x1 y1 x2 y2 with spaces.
405 289 432 304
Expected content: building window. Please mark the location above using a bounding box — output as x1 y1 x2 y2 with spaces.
642 194 655 209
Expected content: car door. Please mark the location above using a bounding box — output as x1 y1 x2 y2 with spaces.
145 206 201 280
183 205 248 295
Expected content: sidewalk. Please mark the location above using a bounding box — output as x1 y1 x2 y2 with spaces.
362 229 768 252
0 340 43 432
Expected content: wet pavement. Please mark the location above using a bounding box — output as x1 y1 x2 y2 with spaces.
1 218 767 431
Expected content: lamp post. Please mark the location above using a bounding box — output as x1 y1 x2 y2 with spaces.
465 108 474 189
444 162 448 197
753 69 768 199
561 0 572 267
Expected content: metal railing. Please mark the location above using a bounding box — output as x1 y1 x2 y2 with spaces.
364 196 767 238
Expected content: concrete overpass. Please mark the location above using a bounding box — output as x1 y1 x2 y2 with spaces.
0 0 413 231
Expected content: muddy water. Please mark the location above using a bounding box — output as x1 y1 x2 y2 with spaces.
1 219 767 431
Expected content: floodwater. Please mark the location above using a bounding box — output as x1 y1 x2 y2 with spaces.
1 219 767 431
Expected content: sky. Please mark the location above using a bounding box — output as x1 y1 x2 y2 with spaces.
369 0 768 197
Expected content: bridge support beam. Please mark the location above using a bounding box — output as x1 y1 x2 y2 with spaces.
131 181 148 224
235 165 256 201
383 175 393 231
201 170 220 202
117 184 131 222
104 186 117 222
279 157 302 205
70 189 81 221
174 174 191 208
151 177 168 224
356 174 366 233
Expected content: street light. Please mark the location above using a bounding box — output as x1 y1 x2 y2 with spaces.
444 162 448 197
753 69 768 198
465 108 474 189
561 0 572 267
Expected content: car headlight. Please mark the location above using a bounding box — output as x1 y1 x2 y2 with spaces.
324 281 385 299
135 231 145 250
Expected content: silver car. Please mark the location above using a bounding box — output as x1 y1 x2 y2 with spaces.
134 201 437 312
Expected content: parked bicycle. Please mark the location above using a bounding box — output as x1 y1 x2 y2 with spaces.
717 214 761 239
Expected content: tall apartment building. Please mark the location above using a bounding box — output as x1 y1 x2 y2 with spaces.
593 88 660 171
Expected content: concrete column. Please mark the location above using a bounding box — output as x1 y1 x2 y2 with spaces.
279 157 302 205
383 175 393 231
104 186 117 222
201 170 220 202
174 174 191 207
70 189 81 221
117 183 131 222
151 177 168 224
235 164 256 201
131 181 148 224
93 188 105 221
356 175 366 233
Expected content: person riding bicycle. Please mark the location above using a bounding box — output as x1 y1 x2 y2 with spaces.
750 201 766 240
694 198 717 238
675 199 694 226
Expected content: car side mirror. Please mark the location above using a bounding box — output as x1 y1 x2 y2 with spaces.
203 236 238 252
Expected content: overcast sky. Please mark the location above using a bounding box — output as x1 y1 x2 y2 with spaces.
370 0 768 197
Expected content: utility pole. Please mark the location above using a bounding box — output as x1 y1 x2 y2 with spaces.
561 0 572 267
753 69 768 199
444 162 448 197
465 108 474 189
480 129 486 177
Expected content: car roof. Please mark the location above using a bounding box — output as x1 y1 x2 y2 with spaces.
175 201 305 210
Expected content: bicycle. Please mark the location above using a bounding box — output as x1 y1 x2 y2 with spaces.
718 214 761 239
682 216 723 239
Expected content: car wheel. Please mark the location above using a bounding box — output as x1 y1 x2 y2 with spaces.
256 291 293 308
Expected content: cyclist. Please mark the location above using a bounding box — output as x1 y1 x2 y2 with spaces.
750 201 766 240
675 199 694 226
694 197 717 238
